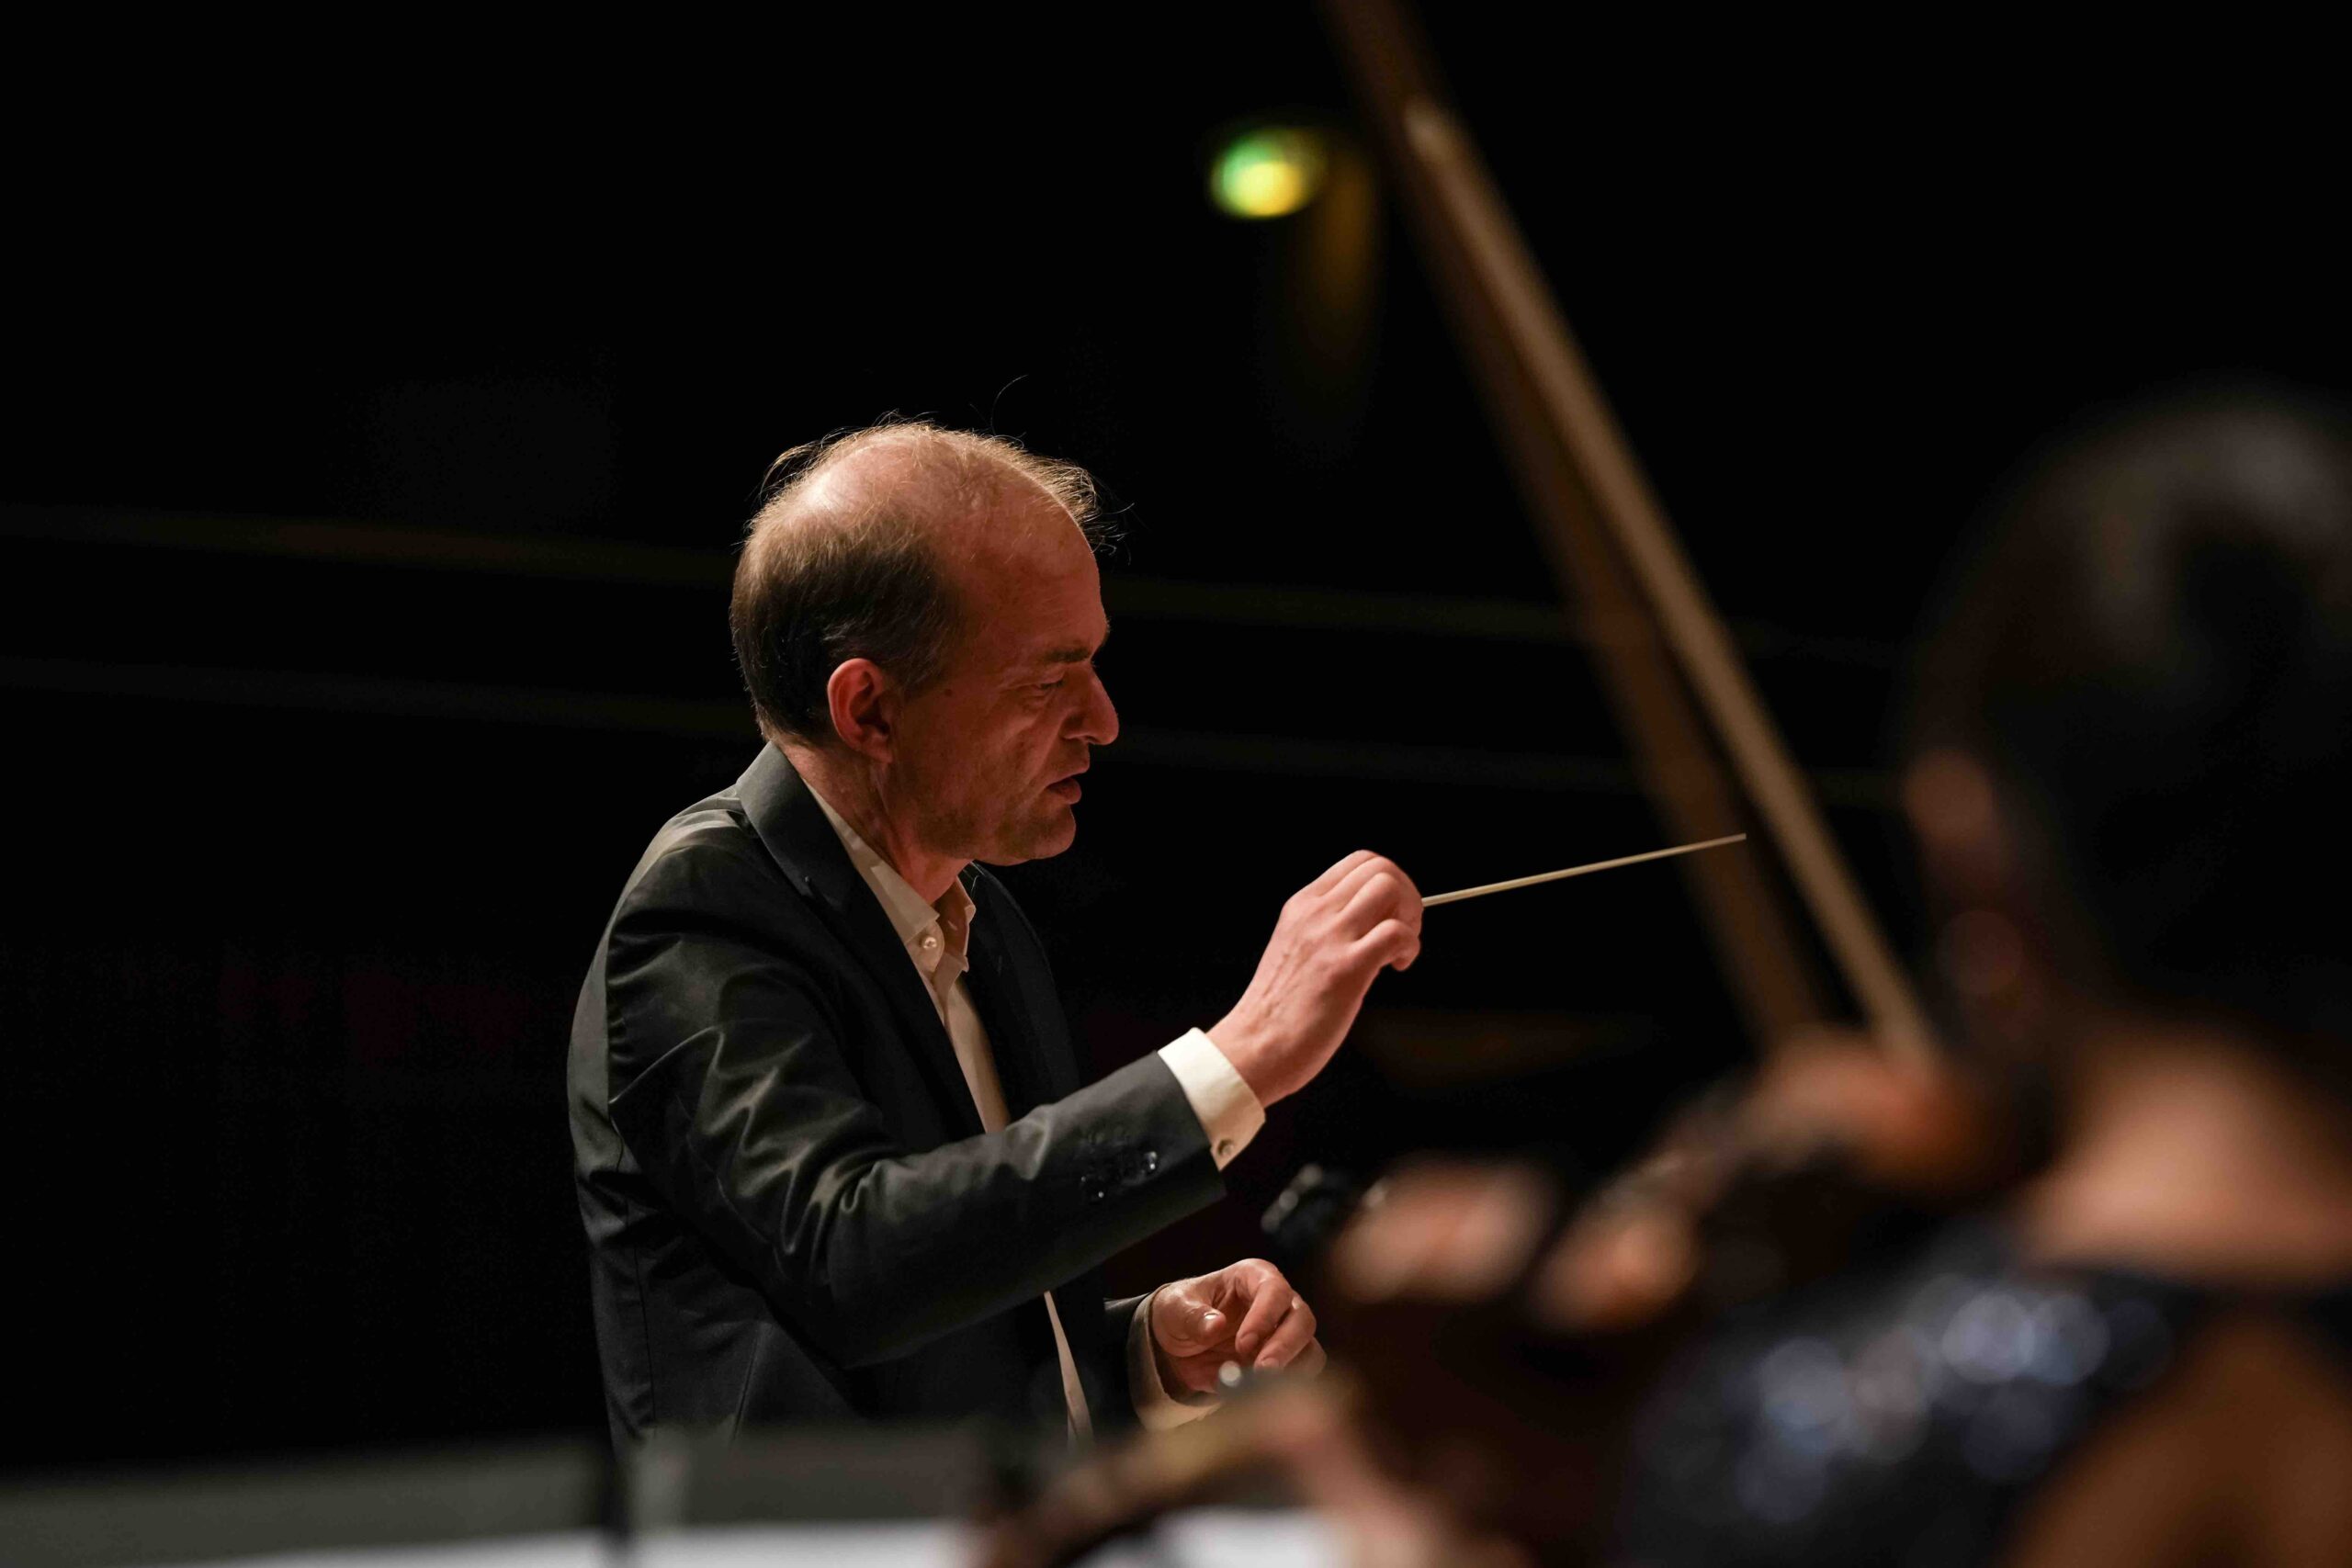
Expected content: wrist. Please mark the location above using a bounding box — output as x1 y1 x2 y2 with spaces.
1205 1012 1281 1106
1148 1315 1181 1394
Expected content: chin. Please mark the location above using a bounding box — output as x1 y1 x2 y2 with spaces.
982 807 1079 867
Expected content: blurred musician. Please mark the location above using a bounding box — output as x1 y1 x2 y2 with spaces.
1616 389 2352 1565
981 390 2352 1568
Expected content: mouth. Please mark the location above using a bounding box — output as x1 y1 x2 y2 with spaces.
1046 768 1087 804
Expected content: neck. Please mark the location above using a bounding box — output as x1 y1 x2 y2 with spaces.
2018 1006 2352 1285
781 741 967 904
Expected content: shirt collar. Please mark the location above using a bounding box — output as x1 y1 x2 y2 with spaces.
803 782 978 983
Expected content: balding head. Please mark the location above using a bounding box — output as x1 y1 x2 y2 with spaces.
730 420 1107 745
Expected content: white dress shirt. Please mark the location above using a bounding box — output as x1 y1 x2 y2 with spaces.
805 785 1263 1434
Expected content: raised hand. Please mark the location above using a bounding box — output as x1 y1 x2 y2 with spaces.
1210 852 1422 1106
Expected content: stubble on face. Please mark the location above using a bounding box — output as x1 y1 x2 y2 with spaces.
890 491 1114 869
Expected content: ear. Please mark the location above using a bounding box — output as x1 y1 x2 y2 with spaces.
824 658 898 761
1904 749 2054 1049
1902 750 2015 908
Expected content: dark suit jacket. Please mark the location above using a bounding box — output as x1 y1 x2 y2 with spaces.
569 745 1224 1448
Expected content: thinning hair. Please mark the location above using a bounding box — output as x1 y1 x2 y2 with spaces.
729 418 1110 745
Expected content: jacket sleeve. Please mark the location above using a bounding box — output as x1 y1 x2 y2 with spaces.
600 836 1224 1370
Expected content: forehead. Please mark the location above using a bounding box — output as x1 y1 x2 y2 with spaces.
949 497 1105 664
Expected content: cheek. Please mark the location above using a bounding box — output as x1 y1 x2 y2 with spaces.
899 705 988 786
994 715 1049 774
942 704 1047 783
987 713 1066 798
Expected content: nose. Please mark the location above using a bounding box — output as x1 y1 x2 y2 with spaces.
1074 663 1119 746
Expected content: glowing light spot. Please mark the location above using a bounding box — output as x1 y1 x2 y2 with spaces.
1210 128 1329 220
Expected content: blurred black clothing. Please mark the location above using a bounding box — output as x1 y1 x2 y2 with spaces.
568 745 1223 1448
1619 1221 2352 1568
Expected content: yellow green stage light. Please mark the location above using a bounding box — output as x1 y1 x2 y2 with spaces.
1209 127 1329 220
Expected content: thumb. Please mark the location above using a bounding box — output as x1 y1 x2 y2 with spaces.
1155 1286 1227 1350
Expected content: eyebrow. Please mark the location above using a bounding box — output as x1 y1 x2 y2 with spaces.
1035 624 1111 667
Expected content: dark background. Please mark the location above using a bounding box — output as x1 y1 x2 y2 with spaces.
4 7 2338 1473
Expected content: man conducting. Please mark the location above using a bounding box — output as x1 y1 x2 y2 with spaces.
569 421 1424 1445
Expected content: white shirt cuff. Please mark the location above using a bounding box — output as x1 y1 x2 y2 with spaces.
1126 1286 1220 1431
1159 1027 1264 1170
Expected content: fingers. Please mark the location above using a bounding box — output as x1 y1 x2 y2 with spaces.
1744 1028 1997 1192
1308 852 1421 925
1348 916 1421 974
1292 854 1424 979
1329 857 1422 930
1330 1160 1554 1305
1329 860 1423 977
1251 1293 1319 1371
1333 872 1419 944
1229 1283 1293 1365
1216 1262 1318 1371
1531 1201 1698 1334
1306 849 1380 896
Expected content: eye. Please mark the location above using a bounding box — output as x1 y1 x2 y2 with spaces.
1036 678 1066 692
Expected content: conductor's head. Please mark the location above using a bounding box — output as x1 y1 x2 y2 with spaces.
729 421 1120 881
1904 387 2352 1083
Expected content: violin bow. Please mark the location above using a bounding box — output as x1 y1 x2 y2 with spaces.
1319 0 1938 1065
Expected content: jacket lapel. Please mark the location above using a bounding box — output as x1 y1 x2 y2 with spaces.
962 874 1077 1121
735 745 985 1141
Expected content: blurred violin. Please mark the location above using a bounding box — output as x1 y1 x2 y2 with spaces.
978 1034 2026 1568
